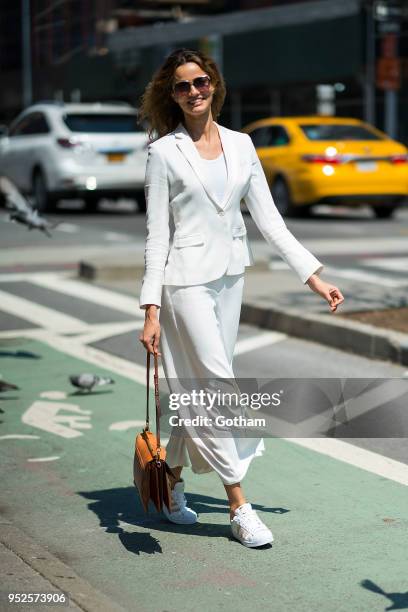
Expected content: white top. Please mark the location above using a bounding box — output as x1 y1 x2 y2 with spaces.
198 151 228 204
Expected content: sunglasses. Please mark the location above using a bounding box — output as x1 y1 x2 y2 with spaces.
172 75 212 97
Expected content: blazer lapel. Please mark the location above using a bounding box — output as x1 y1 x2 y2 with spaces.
217 122 238 210
174 121 237 210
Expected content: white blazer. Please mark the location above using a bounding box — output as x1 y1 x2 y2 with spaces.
139 121 324 308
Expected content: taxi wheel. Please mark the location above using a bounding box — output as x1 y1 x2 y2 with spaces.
371 205 398 219
271 178 298 218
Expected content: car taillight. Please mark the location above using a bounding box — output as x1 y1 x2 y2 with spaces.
301 154 342 164
390 154 408 164
56 137 80 148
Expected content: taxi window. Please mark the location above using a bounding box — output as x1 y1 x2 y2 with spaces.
249 125 290 147
300 124 383 141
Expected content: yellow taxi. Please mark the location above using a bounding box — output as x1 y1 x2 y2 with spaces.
241 116 408 218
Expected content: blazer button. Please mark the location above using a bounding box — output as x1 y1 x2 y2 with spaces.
218 210 225 216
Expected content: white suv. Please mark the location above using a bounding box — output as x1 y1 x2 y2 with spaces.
0 101 150 212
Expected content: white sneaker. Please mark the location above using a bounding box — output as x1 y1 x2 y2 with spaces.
163 479 198 525
230 503 273 547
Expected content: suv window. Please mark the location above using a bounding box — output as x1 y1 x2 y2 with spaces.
9 112 50 136
300 124 384 141
248 125 290 147
63 113 144 133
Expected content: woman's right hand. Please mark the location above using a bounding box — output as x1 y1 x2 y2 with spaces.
139 305 161 356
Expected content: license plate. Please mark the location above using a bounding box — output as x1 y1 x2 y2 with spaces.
107 152 125 163
356 161 377 172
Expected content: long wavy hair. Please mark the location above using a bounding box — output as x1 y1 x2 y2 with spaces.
138 47 226 140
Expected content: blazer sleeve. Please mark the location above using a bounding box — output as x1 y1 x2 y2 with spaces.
242 134 324 284
139 144 170 309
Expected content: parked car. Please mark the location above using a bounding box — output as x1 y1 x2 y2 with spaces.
241 116 408 218
0 101 150 212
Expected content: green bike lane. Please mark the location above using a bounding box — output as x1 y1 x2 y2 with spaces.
1 337 407 612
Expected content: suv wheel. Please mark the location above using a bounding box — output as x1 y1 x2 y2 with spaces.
134 189 146 213
33 170 56 213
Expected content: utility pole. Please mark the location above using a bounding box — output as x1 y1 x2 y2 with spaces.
22 0 33 107
364 1 376 125
374 0 402 139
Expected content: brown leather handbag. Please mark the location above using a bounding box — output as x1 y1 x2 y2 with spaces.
133 351 175 513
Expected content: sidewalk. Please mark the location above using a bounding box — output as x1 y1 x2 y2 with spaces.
0 518 124 612
78 243 408 366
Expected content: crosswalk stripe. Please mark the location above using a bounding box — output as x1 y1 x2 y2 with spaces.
103 231 132 242
299 237 408 255
234 331 287 355
28 328 164 385
29 273 144 318
287 438 408 487
0 289 88 333
55 223 79 233
75 321 143 344
360 257 408 272
323 266 408 288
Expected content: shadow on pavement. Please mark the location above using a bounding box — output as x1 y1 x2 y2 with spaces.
360 579 408 611
80 486 285 554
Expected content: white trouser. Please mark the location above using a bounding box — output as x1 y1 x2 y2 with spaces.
159 273 265 485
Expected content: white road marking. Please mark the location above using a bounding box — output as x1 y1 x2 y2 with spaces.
29 273 144 319
22 400 92 438
323 266 408 288
20 328 162 386
0 244 145 266
268 261 289 270
73 321 143 345
234 331 287 355
0 273 58 282
40 391 68 400
109 421 169 445
0 289 88 333
103 231 131 242
300 237 408 255
360 256 408 272
55 223 79 233
286 438 408 487
109 420 147 431
27 456 60 462
0 321 143 343
0 434 41 440
292 378 408 436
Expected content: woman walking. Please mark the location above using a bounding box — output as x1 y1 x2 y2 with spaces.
139 48 344 548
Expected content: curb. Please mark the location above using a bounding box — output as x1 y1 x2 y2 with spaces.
79 260 145 282
0 517 125 612
241 301 408 366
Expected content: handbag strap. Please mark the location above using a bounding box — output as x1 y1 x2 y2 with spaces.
146 351 161 449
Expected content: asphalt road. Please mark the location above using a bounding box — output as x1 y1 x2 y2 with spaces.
1 197 408 250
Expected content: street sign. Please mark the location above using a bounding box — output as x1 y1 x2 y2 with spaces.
376 57 401 90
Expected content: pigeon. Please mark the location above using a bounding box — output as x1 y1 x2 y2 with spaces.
0 176 59 237
0 380 19 392
69 374 115 392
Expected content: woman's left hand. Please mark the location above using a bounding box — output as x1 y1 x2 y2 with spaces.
306 274 345 312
